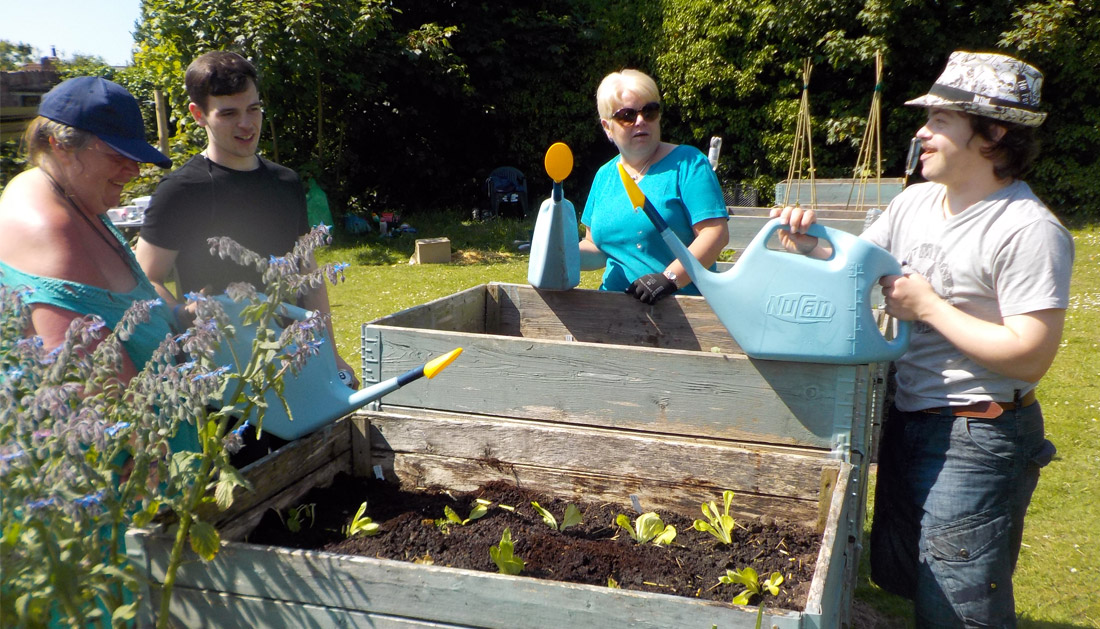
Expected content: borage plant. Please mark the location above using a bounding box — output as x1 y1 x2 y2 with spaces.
0 225 348 628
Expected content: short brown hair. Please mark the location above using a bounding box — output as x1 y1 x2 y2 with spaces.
185 51 258 111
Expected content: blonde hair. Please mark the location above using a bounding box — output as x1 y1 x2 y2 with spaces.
596 69 661 119
22 116 94 167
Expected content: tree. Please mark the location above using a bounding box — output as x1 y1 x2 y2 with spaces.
0 40 35 70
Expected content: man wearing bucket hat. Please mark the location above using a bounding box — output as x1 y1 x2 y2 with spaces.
776 51 1074 627
0 76 185 386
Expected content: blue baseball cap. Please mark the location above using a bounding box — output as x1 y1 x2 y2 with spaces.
38 76 172 168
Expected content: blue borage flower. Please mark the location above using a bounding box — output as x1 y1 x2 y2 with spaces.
74 490 105 510
232 421 251 437
1 449 26 462
334 262 350 272
191 365 231 382
105 422 131 437
27 496 60 511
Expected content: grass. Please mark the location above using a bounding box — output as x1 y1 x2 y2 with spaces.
316 213 1099 627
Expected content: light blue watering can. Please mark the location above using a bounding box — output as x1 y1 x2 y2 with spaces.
207 295 461 439
618 164 910 364
527 142 581 290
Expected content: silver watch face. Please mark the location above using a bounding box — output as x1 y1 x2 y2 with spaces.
663 270 677 283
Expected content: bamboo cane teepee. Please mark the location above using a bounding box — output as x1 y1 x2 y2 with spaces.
847 52 885 211
782 59 816 208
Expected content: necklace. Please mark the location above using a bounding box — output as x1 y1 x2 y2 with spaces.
40 169 132 265
625 148 658 181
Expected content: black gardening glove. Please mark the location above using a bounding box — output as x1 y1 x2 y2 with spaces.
626 272 678 305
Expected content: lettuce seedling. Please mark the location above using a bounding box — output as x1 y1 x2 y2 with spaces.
345 501 380 537
489 528 525 575
692 490 736 544
615 512 676 546
720 566 785 629
442 498 493 526
531 501 583 532
278 503 316 533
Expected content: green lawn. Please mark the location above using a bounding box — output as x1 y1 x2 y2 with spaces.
317 216 1100 627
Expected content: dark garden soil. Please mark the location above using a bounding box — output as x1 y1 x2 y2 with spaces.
245 472 822 612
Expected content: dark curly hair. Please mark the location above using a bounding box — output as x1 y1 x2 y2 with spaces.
969 115 1040 180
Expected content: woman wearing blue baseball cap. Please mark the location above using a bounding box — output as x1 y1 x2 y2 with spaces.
0 76 175 382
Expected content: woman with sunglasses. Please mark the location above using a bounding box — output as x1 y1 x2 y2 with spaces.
580 69 729 304
0 76 179 384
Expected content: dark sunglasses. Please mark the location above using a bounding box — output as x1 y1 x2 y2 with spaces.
610 102 661 125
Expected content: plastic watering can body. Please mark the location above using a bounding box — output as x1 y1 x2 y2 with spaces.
207 296 462 439
527 183 581 290
659 219 911 364
207 295 363 439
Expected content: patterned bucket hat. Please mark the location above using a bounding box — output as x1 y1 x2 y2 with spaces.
905 51 1047 127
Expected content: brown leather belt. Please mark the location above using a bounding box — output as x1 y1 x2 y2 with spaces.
921 389 1037 419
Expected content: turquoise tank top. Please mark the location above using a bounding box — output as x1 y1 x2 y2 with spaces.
0 217 173 367
1 216 199 451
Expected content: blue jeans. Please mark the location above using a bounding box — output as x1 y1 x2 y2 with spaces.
870 403 1055 628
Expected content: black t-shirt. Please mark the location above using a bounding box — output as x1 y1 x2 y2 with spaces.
141 155 308 295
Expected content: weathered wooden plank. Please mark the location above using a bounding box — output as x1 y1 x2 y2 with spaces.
364 325 864 450
218 456 350 542
364 409 830 501
775 178 904 208
494 283 742 353
377 450 822 524
805 463 856 625
157 587 466 627
727 206 877 220
128 534 815 629
369 283 487 333
192 419 352 530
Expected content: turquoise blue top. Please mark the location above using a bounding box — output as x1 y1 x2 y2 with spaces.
581 144 726 295
0 216 199 451
0 217 174 367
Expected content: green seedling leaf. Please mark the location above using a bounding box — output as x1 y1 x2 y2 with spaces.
346 501 380 537
616 512 676 545
444 499 493 526
489 528 524 575
607 575 620 588
560 504 583 531
693 490 736 545
443 505 464 525
531 501 558 530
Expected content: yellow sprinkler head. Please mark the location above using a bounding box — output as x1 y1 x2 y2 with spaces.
424 348 463 379
544 142 574 183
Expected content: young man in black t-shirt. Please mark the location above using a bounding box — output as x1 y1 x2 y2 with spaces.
136 51 358 384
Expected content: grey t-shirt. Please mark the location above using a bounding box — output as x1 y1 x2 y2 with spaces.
862 180 1074 411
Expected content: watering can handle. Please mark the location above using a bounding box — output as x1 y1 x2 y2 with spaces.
748 219 912 359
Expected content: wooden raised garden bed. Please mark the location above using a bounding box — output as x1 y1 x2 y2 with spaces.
127 283 887 628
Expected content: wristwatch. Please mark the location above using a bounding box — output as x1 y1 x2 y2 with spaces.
662 270 678 286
